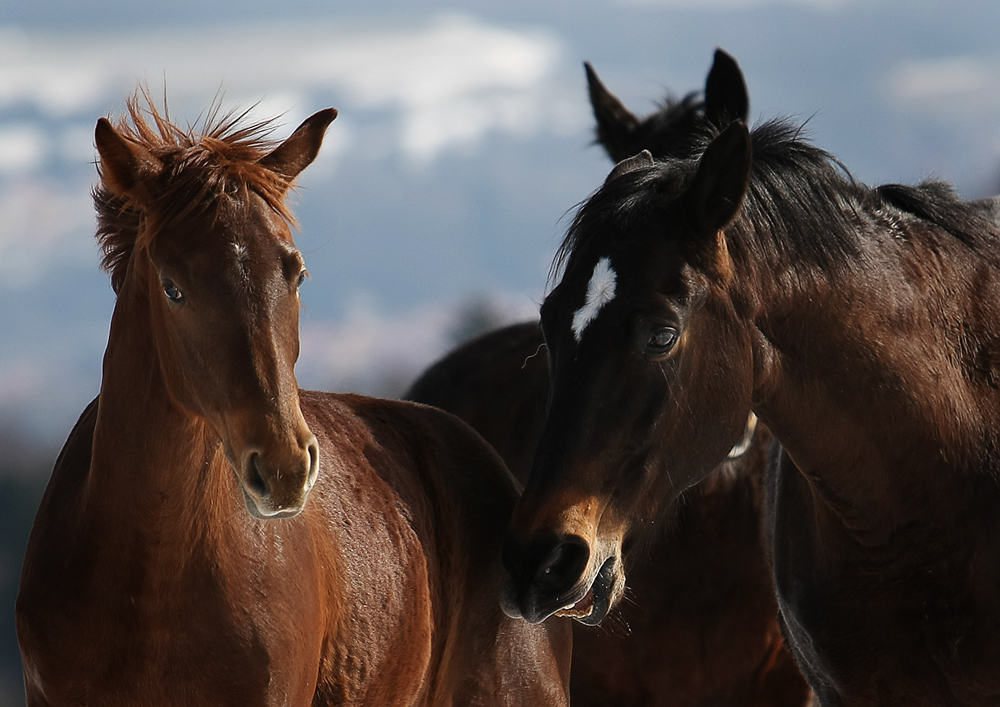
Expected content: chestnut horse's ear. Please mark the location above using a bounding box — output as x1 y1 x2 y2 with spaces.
95 117 163 201
259 107 338 182
684 120 751 234
585 62 640 162
704 48 750 127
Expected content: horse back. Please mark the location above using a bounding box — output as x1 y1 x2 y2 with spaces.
404 321 550 483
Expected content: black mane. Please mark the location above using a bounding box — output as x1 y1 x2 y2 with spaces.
558 118 996 279
595 91 707 160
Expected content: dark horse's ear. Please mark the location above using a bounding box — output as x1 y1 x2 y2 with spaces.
95 117 164 202
585 62 640 163
684 120 751 235
704 49 749 126
606 150 654 184
259 107 338 183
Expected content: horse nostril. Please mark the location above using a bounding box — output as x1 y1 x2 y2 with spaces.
536 536 589 590
305 438 319 488
244 452 269 499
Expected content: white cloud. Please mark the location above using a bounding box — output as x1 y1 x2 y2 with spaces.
0 14 578 289
888 56 993 104
0 124 48 173
0 15 572 164
883 56 1000 142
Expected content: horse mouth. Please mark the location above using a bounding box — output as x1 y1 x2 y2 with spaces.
554 556 616 626
242 488 304 520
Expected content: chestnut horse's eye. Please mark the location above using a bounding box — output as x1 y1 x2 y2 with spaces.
296 269 308 289
162 280 184 304
645 326 678 356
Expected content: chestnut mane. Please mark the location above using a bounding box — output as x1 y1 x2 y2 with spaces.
95 92 297 292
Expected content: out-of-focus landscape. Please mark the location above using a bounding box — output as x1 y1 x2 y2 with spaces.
4 0 1000 702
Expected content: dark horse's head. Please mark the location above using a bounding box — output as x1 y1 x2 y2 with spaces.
94 97 337 519
501 122 755 624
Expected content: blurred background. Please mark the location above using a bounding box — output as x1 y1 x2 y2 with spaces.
2 0 1000 702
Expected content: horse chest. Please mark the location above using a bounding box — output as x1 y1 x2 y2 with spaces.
19 509 326 706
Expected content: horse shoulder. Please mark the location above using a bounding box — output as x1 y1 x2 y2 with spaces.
17 397 99 625
16 397 109 704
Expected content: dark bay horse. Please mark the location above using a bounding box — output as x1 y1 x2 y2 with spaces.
407 52 810 706
16 97 571 707
500 116 1000 705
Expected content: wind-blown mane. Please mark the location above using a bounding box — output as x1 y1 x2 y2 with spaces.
95 93 296 292
557 119 996 280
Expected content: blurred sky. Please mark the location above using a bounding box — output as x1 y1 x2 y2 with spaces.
3 0 1000 449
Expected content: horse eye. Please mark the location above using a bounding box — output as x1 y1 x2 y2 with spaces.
296 269 308 288
645 326 678 355
162 280 184 304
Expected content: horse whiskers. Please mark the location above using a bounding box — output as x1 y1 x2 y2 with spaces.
521 342 548 370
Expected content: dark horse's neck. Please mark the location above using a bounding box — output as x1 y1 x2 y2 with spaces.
731 128 1000 528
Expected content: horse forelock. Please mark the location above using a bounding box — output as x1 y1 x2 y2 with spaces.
549 156 691 289
640 91 707 141
96 91 297 293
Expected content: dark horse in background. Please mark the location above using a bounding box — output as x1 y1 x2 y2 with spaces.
407 51 810 707
500 110 1000 705
16 96 571 707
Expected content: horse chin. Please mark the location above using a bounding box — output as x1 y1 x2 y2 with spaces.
241 488 305 520
554 556 621 626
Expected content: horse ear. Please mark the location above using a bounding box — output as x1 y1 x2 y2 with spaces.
259 107 338 182
605 150 654 184
95 117 163 201
684 120 751 234
585 62 640 163
704 48 749 126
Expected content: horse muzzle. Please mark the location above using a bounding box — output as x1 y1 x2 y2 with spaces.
500 531 624 625
238 433 319 519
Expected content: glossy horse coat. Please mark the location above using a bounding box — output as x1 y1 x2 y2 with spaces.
501 116 1000 705
408 52 809 707
16 97 571 707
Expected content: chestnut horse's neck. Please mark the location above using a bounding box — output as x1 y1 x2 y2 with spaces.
86 253 236 541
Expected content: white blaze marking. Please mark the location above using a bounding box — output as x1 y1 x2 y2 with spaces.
572 257 617 342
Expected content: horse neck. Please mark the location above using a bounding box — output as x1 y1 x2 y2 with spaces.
86 258 232 538
737 206 998 528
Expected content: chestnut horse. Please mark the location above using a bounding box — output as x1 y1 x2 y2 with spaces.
16 97 571 707
500 116 1000 705
407 52 810 706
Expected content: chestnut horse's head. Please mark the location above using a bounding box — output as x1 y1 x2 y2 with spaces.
94 98 337 519
501 122 756 624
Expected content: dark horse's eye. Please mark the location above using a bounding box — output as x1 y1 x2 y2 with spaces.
162 280 184 304
645 326 678 356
